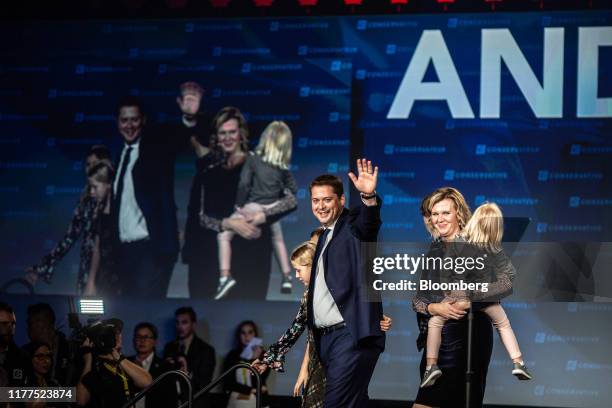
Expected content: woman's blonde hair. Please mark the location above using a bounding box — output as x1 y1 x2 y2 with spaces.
463 202 504 252
422 187 472 238
255 121 292 170
290 229 323 267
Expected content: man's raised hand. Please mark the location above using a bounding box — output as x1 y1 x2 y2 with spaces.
348 158 378 195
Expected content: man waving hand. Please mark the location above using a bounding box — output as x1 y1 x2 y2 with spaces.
307 158 385 407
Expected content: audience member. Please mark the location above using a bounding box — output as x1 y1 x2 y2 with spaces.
0 302 31 387
223 321 269 408
22 303 72 386
23 341 67 408
163 307 215 408
129 322 174 408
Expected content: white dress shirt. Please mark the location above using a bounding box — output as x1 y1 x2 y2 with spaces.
140 351 154 372
135 352 154 408
114 141 150 243
313 219 345 328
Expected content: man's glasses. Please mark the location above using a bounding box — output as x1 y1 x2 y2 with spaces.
134 335 155 341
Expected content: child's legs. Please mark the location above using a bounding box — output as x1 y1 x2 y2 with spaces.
270 221 291 275
426 315 448 364
484 304 522 361
238 202 266 227
241 202 265 216
217 230 235 275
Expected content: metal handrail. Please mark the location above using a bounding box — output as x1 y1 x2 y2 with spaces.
177 363 262 408
121 369 192 408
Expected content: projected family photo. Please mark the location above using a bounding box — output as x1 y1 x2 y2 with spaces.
6 56 351 301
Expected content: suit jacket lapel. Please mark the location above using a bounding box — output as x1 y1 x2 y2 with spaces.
322 208 349 275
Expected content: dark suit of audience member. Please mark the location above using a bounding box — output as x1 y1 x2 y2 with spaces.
128 354 174 408
112 99 179 298
0 340 31 387
1 303 32 389
163 335 216 408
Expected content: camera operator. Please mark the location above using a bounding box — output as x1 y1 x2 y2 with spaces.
76 319 152 407
163 307 215 408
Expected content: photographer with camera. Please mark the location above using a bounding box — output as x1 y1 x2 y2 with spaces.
76 319 152 407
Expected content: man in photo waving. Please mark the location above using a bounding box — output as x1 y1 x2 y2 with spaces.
307 158 385 407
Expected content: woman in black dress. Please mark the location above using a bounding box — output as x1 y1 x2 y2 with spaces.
182 107 297 299
411 187 493 408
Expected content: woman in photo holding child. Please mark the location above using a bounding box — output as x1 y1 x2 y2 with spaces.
215 121 298 299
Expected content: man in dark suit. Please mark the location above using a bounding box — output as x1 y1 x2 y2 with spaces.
163 307 216 408
112 97 179 297
0 302 31 387
306 159 385 407
129 322 173 408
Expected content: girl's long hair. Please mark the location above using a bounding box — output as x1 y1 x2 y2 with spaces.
80 145 112 204
290 228 324 267
255 121 292 170
462 202 504 252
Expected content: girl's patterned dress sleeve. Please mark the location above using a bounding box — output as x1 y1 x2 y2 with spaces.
262 292 308 372
31 197 96 284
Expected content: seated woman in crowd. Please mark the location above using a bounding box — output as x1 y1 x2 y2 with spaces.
223 321 270 408
23 342 62 408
